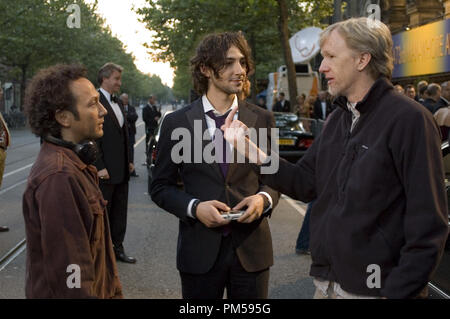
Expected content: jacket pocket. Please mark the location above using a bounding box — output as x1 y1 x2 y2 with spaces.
341 143 369 192
88 196 105 245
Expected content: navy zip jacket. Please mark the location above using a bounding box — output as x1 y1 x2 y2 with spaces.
261 77 448 298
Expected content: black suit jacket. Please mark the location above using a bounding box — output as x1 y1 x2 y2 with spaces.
273 100 290 112
150 99 280 274
124 104 138 136
142 104 161 130
433 97 449 113
313 99 333 120
421 98 437 114
95 91 130 184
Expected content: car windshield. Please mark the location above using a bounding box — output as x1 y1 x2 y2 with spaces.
274 113 312 132
276 119 302 131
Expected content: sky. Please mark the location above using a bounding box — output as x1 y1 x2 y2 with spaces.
84 0 174 87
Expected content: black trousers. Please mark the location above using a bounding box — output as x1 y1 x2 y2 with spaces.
145 126 156 153
179 235 270 299
128 133 136 164
100 181 129 251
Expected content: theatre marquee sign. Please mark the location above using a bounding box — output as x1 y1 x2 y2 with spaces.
392 18 450 78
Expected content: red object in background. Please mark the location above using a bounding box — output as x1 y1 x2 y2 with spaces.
298 138 313 149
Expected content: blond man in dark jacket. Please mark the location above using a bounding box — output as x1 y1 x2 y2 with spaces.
222 18 448 299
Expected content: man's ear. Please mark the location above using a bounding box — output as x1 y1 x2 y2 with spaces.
357 52 372 72
55 110 74 128
200 64 211 78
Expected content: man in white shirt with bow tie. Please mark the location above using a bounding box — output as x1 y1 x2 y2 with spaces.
95 62 136 264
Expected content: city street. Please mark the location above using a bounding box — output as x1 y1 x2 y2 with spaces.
0 107 315 299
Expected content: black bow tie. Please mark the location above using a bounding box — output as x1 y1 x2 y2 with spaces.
111 95 119 104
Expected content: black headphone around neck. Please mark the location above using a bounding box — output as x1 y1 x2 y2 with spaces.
44 134 98 165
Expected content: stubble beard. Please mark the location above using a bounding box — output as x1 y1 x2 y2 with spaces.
212 76 244 95
327 85 339 98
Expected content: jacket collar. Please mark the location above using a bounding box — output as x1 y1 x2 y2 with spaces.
185 97 256 133
333 77 393 114
185 98 257 181
42 140 95 172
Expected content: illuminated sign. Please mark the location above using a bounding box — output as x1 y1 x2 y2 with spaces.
392 18 450 78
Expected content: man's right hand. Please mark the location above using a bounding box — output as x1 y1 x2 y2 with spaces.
196 200 231 228
222 107 268 165
98 168 110 180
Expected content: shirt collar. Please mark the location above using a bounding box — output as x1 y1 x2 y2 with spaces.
202 94 238 115
333 77 393 113
99 87 112 103
347 101 359 116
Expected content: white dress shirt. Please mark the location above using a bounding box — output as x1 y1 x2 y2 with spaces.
321 101 327 120
347 101 360 133
100 87 124 127
187 95 273 218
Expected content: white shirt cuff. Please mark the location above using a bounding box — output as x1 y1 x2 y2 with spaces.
258 191 273 213
187 198 198 219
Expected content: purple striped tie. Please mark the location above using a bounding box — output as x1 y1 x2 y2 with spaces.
206 110 232 236
206 110 231 177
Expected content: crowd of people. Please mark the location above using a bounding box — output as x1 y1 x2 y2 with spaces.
264 77 450 144
391 81 450 142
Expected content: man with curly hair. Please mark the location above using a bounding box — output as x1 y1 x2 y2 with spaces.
151 32 280 299
22 64 123 298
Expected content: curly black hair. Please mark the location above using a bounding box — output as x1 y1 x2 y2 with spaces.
24 64 87 138
190 31 254 96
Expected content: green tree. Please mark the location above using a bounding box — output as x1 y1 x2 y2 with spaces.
137 0 333 103
0 0 171 108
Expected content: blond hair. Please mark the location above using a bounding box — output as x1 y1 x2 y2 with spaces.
320 17 393 79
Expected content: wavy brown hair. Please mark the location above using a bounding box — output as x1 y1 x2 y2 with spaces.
190 31 254 96
24 64 87 138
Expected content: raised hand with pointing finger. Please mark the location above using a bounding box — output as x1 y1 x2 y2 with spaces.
221 106 269 165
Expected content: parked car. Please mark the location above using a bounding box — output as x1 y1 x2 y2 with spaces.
273 112 317 163
146 110 176 194
428 141 450 299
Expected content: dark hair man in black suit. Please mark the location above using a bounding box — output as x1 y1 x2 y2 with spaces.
272 92 290 112
120 93 139 177
313 90 333 120
95 62 136 264
150 32 280 299
142 95 161 154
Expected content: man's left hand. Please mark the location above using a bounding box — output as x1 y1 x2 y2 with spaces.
129 163 135 173
233 194 265 223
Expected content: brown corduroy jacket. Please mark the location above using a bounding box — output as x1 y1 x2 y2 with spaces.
22 141 123 298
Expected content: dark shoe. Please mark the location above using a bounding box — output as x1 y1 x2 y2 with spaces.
130 171 139 177
0 226 9 232
115 251 137 264
295 249 310 255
